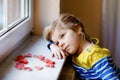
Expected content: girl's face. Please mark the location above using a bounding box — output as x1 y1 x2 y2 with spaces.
51 27 82 55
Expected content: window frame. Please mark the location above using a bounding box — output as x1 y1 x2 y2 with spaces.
0 0 30 37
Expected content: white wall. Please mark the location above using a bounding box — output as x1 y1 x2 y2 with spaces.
33 0 60 35
0 0 33 63
60 0 102 44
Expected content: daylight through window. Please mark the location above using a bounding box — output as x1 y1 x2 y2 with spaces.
0 0 29 36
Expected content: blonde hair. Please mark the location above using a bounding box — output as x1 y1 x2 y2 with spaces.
44 13 90 42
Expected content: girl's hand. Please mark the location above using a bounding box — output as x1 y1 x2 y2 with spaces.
50 44 69 59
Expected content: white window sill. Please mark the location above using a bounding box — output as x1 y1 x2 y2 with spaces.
0 35 65 80
0 17 33 63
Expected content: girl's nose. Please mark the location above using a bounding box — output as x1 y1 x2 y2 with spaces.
59 42 64 48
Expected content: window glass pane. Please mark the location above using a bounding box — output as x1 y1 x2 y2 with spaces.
0 0 29 36
0 0 3 31
7 0 21 25
7 0 29 27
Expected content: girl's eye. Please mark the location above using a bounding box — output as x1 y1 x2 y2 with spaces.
61 34 65 38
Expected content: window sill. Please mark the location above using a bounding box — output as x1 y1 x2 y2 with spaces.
0 17 33 63
0 35 65 80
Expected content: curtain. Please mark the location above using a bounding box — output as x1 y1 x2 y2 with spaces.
102 0 120 67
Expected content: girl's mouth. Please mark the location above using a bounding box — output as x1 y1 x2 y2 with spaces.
65 45 69 52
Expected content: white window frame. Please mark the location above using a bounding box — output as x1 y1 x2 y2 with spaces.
0 0 32 63
0 0 29 36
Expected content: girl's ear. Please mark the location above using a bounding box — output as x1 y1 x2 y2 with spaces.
75 25 82 34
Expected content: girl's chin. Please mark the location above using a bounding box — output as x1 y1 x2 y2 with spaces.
68 51 75 55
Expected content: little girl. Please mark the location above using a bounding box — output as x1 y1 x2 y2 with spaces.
44 13 120 79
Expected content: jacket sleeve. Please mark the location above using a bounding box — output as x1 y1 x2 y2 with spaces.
47 41 54 50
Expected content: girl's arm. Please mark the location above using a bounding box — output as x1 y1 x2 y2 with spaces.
47 42 69 59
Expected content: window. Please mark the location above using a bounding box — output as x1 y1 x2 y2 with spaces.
0 0 29 36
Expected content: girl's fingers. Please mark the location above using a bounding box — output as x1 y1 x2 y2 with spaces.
60 51 66 58
56 52 60 59
51 50 69 59
53 53 58 59
65 52 69 56
51 53 55 58
53 52 61 59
